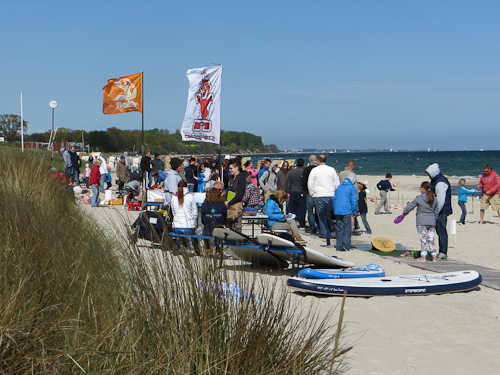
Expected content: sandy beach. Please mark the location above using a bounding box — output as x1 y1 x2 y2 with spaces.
83 174 500 375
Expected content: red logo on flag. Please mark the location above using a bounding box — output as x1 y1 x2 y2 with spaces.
193 72 213 132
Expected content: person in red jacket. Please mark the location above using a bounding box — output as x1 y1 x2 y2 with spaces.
478 164 500 224
89 159 102 207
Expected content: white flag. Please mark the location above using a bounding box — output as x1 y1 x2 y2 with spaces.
181 65 222 144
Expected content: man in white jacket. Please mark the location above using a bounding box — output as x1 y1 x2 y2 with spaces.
307 154 340 245
98 155 107 193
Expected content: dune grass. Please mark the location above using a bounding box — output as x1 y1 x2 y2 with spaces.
0 147 350 374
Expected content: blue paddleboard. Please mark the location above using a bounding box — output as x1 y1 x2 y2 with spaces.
298 264 385 279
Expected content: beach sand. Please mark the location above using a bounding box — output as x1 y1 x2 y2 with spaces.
83 174 500 375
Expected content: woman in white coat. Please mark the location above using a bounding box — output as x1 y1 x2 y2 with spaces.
170 180 199 254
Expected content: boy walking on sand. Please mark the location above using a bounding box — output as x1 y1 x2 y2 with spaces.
375 173 395 214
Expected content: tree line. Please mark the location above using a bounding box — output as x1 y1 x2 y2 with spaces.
1 114 278 154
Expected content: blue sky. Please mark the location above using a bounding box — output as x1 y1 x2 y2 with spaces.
2 0 500 150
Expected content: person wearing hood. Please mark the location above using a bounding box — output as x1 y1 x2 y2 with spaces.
59 147 73 181
116 155 129 190
276 160 290 191
259 160 279 201
301 155 319 234
123 151 132 173
425 163 452 260
332 173 358 251
164 158 184 206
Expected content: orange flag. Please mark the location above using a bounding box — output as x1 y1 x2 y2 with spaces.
102 72 142 114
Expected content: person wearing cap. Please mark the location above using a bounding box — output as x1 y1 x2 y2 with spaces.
116 155 129 190
332 173 358 251
164 157 184 206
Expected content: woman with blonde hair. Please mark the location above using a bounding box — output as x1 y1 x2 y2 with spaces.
264 190 305 243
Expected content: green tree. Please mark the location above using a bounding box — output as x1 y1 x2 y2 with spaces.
0 114 28 142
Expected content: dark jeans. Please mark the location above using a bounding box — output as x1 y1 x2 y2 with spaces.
306 194 318 230
314 196 333 245
436 213 449 256
288 192 307 227
335 214 352 250
458 201 467 224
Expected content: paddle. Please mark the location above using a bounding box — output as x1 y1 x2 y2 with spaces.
394 215 404 224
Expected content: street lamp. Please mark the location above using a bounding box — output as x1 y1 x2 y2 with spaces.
49 99 58 158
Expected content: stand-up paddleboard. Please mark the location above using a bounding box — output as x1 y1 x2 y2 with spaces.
287 270 482 297
212 228 288 268
371 237 396 252
298 264 385 279
257 233 355 268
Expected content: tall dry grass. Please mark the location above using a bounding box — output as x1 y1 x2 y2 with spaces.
0 147 350 374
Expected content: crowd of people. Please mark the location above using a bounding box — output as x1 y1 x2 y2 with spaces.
53 147 500 261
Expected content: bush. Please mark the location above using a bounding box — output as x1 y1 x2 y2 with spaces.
0 147 349 374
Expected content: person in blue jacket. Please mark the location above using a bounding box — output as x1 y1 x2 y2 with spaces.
264 190 305 243
458 178 477 225
332 174 358 251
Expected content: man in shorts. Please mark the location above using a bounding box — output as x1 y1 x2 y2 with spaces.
478 164 500 224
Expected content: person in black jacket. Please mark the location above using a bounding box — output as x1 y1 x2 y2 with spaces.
184 157 198 192
287 158 306 227
357 182 372 234
225 161 246 232
140 150 152 189
300 155 319 233
375 173 395 214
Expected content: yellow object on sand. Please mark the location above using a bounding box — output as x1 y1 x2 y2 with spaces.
371 237 396 252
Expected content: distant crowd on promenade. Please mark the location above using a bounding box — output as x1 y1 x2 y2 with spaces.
52 147 500 260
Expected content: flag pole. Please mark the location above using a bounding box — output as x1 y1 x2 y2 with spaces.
140 70 146 211
218 64 223 180
141 70 144 155
20 92 24 152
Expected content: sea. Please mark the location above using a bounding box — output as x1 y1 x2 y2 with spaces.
246 150 500 177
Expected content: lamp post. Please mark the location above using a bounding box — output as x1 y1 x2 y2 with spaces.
49 99 58 158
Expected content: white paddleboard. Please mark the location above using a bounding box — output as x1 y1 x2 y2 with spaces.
213 228 288 267
257 233 355 268
287 270 482 297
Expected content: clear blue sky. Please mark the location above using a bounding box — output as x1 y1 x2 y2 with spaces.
2 0 500 150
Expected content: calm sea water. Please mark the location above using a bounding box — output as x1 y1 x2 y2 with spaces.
248 151 500 177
